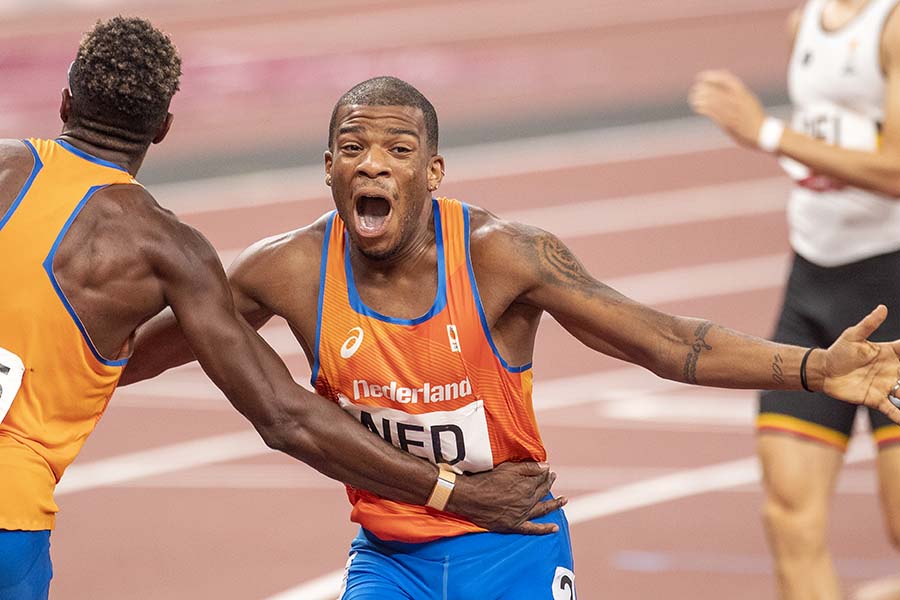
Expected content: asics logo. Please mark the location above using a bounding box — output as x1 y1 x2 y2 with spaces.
340 327 365 359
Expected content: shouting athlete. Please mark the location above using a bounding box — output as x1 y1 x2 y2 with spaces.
124 76 900 598
0 21 562 600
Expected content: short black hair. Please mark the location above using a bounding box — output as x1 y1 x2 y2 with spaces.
68 16 182 139
329 76 439 153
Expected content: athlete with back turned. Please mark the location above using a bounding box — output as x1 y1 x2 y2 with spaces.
0 20 561 600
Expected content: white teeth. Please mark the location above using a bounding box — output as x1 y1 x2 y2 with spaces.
360 213 387 231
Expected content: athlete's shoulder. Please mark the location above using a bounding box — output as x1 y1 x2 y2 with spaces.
91 184 220 277
467 203 551 254
0 139 35 172
233 212 330 272
466 203 551 286
227 212 331 298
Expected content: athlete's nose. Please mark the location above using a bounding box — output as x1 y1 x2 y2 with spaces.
356 146 391 179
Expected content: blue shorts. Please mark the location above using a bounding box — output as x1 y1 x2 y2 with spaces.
339 504 576 600
0 530 52 600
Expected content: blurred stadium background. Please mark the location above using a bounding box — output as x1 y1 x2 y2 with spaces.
3 1 896 598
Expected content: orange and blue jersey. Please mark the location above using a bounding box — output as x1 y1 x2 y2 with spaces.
313 197 546 543
0 138 135 531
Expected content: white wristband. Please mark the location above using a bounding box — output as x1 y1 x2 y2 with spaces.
757 117 785 153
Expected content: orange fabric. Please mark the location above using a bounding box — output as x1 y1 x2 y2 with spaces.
0 139 134 530
314 197 546 542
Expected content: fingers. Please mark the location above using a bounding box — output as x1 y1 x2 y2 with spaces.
497 460 549 477
506 497 568 535
844 305 888 341
508 520 560 536
878 393 900 425
526 495 568 521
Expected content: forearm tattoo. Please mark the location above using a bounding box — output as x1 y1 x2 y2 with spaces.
771 353 785 385
683 321 713 384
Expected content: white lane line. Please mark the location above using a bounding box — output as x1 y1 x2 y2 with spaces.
215 174 789 271
268 439 876 600
155 116 750 216
56 432 267 496
499 177 789 241
114 249 788 413
75 363 700 494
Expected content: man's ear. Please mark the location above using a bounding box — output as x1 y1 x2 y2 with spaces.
59 89 72 125
324 151 334 186
427 154 445 192
152 113 174 145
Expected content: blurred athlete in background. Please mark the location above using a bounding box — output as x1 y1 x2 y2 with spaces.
691 1 900 598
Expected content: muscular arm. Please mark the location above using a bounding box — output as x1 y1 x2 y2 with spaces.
484 219 900 422
689 7 900 197
125 222 562 533
148 219 449 504
509 225 811 389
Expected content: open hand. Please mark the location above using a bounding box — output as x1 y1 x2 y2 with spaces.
689 70 767 149
822 305 900 423
446 461 567 535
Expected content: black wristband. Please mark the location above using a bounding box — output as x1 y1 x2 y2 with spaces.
800 347 816 393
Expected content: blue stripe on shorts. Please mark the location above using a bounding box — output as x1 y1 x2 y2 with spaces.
0 529 52 600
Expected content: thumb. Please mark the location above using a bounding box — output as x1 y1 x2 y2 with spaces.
843 305 888 342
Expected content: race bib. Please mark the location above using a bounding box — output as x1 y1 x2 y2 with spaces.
781 102 881 183
0 346 25 423
337 394 494 473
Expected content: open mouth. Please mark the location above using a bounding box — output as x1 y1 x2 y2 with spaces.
354 194 392 237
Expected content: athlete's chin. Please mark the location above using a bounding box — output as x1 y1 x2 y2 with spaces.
352 235 402 261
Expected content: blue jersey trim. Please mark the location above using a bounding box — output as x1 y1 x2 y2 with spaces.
54 139 129 173
343 198 447 326
42 184 128 367
0 140 43 232
462 203 532 373
310 212 336 386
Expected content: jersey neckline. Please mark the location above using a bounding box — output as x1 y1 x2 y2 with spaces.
343 198 448 326
53 139 130 173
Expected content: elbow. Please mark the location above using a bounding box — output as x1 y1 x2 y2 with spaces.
255 415 326 467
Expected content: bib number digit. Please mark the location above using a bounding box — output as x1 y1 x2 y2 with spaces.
552 567 576 600
0 347 25 423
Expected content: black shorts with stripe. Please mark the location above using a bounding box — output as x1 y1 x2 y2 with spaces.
758 250 900 450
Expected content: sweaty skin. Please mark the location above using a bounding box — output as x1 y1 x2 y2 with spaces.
0 96 565 536
125 103 900 479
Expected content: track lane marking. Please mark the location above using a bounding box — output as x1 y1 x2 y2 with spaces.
266 440 876 600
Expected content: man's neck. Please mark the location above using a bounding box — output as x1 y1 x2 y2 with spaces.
57 128 149 177
350 201 437 281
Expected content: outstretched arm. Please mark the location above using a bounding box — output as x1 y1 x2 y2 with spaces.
688 8 900 196
134 217 563 534
503 224 900 421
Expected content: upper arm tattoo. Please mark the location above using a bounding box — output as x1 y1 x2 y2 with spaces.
682 322 713 384
528 230 598 294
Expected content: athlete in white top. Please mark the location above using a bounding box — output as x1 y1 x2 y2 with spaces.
690 1 900 598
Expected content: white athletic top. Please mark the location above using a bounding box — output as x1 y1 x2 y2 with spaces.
784 0 900 266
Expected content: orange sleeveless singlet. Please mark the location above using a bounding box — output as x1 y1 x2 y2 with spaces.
313 197 546 543
0 139 135 530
